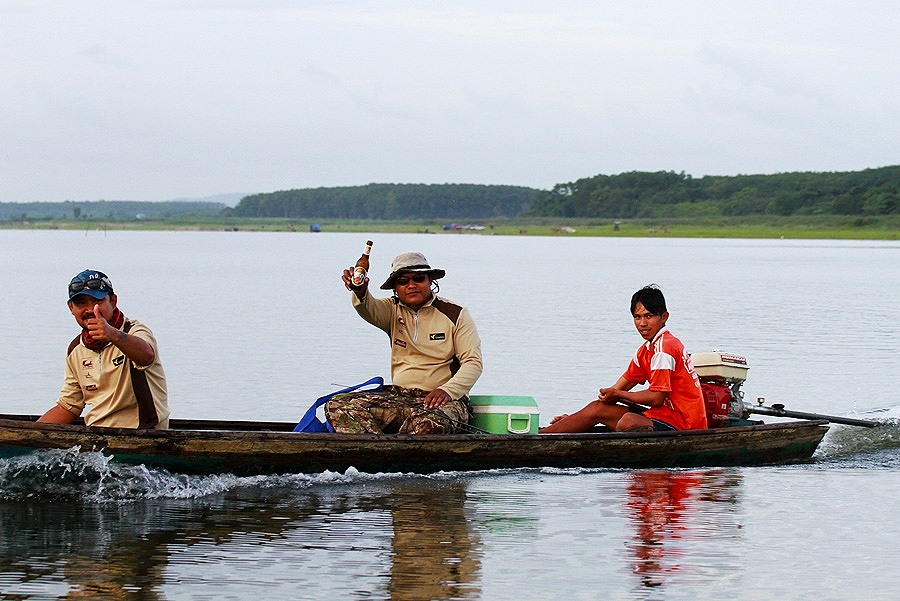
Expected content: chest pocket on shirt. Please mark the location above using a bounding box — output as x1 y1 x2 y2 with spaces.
429 333 446 341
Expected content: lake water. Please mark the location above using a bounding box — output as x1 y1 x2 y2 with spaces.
1 229 899 600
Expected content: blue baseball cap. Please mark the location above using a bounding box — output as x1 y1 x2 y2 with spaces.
68 269 114 300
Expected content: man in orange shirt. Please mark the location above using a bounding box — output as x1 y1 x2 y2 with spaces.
541 285 706 433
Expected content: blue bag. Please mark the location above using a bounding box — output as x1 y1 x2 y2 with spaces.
293 376 385 433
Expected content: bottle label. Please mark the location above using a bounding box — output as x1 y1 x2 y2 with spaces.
351 267 367 286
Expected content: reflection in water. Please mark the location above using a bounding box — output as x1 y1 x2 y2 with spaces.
0 472 481 600
0 500 190 600
624 469 743 591
388 482 481 600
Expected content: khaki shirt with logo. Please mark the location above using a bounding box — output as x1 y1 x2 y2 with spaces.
57 319 170 429
353 292 483 400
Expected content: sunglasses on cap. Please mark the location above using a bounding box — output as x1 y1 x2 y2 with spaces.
68 277 112 296
394 274 429 286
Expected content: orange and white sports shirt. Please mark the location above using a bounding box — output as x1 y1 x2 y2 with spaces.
622 327 707 430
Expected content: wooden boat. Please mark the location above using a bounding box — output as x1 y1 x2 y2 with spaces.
0 414 829 475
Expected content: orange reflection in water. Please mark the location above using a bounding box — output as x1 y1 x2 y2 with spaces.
624 469 740 589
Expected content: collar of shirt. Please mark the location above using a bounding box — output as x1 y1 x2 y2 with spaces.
643 326 670 350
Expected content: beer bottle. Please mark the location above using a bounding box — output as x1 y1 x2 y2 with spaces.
350 240 373 287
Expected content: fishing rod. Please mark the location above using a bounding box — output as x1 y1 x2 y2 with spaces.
395 396 491 435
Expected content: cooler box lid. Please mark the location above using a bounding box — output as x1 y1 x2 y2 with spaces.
469 395 540 414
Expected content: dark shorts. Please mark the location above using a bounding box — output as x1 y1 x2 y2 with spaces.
650 419 676 432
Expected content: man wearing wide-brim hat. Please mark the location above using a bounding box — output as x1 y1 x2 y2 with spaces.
329 251 483 434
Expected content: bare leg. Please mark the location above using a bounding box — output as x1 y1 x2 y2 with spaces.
615 412 654 432
540 400 630 433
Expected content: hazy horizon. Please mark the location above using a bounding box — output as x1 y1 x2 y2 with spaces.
4 2 897 203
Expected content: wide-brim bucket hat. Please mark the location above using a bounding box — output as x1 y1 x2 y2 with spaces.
380 251 446 289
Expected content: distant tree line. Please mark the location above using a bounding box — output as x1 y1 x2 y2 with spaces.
5 166 897 222
0 200 226 221
233 168 898 220
524 166 900 218
232 183 539 219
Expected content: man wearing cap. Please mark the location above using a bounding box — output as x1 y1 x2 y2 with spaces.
328 251 483 434
38 269 170 429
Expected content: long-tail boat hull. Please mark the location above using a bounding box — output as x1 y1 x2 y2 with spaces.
0 415 829 475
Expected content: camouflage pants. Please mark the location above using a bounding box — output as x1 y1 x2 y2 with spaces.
325 386 472 434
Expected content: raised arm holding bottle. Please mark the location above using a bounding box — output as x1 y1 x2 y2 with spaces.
332 249 483 434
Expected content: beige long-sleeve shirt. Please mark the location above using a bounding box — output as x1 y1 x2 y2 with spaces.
352 292 483 400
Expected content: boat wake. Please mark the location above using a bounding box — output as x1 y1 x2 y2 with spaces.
4 409 899 501
0 448 469 503
815 405 900 461
0 448 229 502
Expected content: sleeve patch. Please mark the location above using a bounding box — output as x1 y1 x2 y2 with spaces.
650 352 676 371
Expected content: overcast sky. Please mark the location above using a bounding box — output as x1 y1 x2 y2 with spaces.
1 1 897 203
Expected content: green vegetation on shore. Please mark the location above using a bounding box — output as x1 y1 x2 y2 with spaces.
528 166 900 219
3 214 897 240
232 166 899 221
4 166 898 240
234 183 536 219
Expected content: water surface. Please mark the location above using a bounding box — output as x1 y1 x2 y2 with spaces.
1 230 898 600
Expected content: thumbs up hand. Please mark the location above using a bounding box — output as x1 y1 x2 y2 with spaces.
85 303 114 343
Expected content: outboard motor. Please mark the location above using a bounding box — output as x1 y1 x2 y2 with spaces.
691 351 750 427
